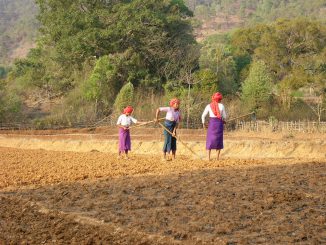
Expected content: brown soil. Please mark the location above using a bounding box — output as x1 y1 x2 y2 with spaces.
1 131 326 244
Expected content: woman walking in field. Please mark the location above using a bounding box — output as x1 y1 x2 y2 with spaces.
116 106 141 159
201 92 227 161
155 98 181 161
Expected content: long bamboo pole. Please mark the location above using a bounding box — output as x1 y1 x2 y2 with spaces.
129 117 165 129
226 112 255 123
158 122 202 159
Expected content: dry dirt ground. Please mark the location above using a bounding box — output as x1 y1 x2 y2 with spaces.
0 129 326 244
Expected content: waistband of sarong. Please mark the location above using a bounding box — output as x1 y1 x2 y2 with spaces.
119 127 130 131
165 119 176 122
165 119 176 125
209 117 222 120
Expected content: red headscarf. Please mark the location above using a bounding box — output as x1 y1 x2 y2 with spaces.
123 106 133 114
169 98 180 108
210 92 222 119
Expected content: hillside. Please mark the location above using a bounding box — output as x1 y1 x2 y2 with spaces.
1 0 325 64
187 0 326 41
0 0 38 65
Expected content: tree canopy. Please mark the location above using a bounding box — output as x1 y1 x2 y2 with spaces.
1 1 325 124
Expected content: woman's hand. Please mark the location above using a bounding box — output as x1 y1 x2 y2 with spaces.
155 109 160 124
172 129 177 137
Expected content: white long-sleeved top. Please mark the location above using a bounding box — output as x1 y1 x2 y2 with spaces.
117 114 138 127
201 103 227 124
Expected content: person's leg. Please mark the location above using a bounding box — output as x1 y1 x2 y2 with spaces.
207 149 211 161
118 128 125 159
163 151 167 160
166 151 172 161
125 150 129 159
163 128 170 161
163 131 172 161
125 131 131 159
216 149 221 160
171 136 176 160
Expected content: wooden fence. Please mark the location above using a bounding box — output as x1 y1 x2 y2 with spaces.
231 120 326 133
1 120 326 133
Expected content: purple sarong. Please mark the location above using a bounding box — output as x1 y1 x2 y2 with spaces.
119 128 131 152
206 117 224 150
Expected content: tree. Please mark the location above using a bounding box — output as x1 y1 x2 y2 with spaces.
0 81 22 123
255 19 326 80
231 18 326 115
82 55 121 115
241 60 273 112
277 69 309 110
200 41 238 94
35 0 196 89
307 94 326 124
113 82 134 115
193 69 219 97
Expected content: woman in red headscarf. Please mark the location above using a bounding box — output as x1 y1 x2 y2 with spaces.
155 98 181 161
201 92 227 161
116 106 140 159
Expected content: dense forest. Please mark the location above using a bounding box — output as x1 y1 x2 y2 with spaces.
0 0 325 127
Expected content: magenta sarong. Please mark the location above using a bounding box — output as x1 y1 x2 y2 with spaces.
206 117 224 150
119 128 131 152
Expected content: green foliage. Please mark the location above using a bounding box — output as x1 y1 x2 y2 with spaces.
193 69 219 98
255 19 326 79
230 19 326 111
35 0 196 83
200 39 239 94
2 0 326 124
163 79 187 100
83 56 112 102
4 0 197 123
113 82 135 114
241 60 273 112
9 48 46 89
278 68 314 110
231 24 271 57
0 84 23 122
81 54 131 116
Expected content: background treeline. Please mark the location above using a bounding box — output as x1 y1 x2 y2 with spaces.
187 0 326 22
0 0 325 128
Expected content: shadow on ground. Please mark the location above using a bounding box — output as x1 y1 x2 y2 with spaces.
1 161 326 244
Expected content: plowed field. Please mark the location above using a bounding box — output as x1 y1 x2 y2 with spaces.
1 130 326 244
